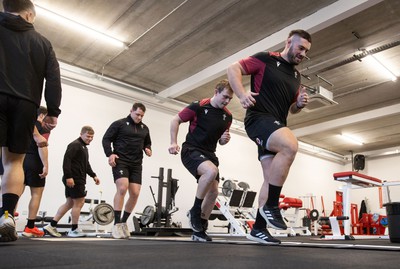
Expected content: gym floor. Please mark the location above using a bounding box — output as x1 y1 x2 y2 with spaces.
0 234 398 269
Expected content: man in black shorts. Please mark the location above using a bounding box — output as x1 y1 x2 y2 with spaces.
21 106 50 237
0 0 62 242
44 126 100 238
169 79 233 242
227 29 312 244
102 103 152 239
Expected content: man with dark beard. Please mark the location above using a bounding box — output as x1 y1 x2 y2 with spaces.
227 29 311 244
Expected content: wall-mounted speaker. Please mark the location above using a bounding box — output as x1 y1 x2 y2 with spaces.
354 154 365 171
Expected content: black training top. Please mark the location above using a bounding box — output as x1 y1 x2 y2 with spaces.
63 137 96 184
179 98 232 153
239 51 301 125
0 12 61 117
102 115 152 164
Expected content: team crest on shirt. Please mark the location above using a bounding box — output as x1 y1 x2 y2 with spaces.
277 61 281 67
204 109 208 115
256 138 263 146
141 124 144 129
119 170 124 175
223 114 227 120
126 122 129 126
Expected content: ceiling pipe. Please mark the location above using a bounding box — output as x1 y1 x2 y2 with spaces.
303 40 400 75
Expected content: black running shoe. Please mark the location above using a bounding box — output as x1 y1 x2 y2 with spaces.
259 205 287 230
246 228 281 245
187 209 203 232
192 231 212 242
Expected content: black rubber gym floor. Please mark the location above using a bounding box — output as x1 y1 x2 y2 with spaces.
0 235 398 269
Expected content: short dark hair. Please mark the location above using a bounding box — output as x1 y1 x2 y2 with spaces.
37 106 48 117
132 102 146 112
3 0 35 14
289 29 312 43
81 126 94 135
215 79 232 93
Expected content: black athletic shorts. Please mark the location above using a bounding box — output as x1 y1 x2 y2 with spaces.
23 153 46 187
244 111 286 160
0 94 37 154
64 182 87 199
181 145 220 181
112 161 142 184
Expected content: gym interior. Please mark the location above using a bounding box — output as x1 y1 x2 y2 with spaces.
1 1 400 268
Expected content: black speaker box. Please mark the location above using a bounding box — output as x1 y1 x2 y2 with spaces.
354 154 365 170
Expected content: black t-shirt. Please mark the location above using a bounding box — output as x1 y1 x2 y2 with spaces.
239 51 301 125
179 98 232 153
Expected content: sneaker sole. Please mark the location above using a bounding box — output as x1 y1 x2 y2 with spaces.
43 227 62 238
0 223 18 242
259 208 287 230
191 235 208 242
22 232 44 238
246 233 281 245
186 211 203 232
67 235 86 238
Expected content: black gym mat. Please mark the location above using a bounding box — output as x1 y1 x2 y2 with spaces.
0 235 399 269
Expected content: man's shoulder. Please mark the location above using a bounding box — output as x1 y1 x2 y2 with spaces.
66 139 80 150
110 117 127 126
222 107 233 117
251 51 278 63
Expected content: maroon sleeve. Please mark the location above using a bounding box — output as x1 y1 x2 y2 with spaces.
178 102 199 122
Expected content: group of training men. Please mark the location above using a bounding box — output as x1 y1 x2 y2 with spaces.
0 0 311 244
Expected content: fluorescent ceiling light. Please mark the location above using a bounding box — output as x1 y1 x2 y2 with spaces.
340 133 364 145
35 5 127 49
365 55 397 82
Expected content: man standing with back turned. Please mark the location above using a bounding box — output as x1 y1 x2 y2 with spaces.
0 0 62 242
227 29 311 244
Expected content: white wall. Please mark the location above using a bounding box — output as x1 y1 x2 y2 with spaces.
14 79 399 232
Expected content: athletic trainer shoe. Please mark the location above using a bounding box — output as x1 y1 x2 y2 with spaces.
22 226 45 238
0 213 18 242
259 205 287 230
247 228 281 245
67 229 86 238
43 224 62 237
112 223 126 239
192 231 212 242
121 223 130 238
187 209 203 232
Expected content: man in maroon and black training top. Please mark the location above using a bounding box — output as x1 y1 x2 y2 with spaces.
227 29 312 244
169 79 233 242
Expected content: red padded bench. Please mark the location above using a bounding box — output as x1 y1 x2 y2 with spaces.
333 171 382 188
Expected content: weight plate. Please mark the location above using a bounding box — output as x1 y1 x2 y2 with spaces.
93 203 114 225
310 209 319 221
238 181 250 191
141 205 155 226
222 180 237 197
